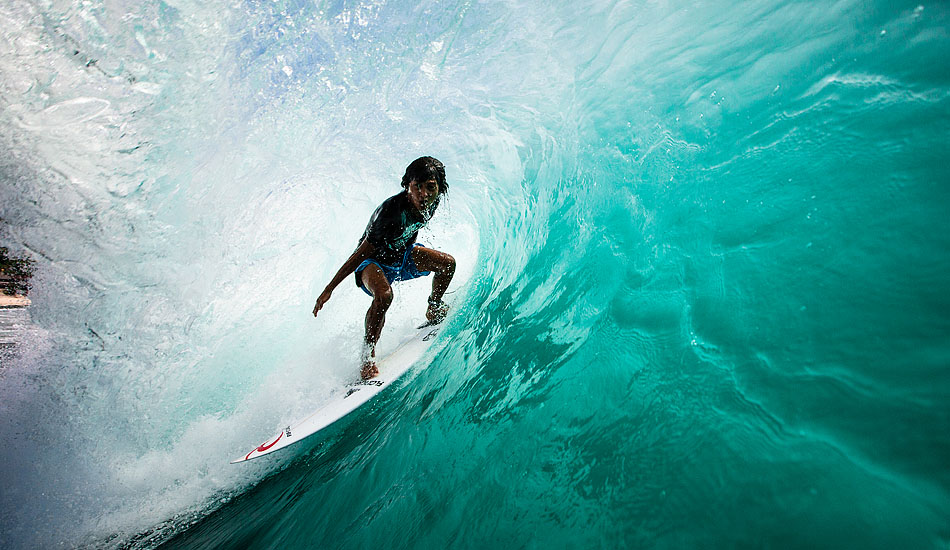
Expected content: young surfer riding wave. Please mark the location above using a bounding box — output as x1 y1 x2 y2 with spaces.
312 156 456 380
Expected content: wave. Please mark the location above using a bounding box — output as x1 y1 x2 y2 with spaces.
1 0 949 548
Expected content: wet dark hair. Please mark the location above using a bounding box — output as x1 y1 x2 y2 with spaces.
401 156 448 194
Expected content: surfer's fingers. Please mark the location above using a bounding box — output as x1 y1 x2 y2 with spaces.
313 290 332 316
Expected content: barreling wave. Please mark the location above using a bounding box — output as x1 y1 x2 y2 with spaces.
1 0 948 548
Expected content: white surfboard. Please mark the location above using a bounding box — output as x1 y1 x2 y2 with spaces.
231 321 442 463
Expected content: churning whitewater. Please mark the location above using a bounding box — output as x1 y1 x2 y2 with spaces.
1 0 948 548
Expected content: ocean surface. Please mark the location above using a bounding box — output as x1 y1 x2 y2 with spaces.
1 0 949 548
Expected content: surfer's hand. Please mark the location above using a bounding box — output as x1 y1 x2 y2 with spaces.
313 289 331 316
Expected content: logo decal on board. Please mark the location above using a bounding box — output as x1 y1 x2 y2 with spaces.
423 329 438 341
246 432 283 460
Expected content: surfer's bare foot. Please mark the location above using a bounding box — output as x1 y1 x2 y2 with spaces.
426 299 449 324
360 343 378 379
360 360 379 380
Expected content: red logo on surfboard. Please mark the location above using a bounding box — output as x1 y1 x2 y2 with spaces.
246 432 283 460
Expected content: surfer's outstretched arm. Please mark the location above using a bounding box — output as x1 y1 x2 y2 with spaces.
313 240 375 316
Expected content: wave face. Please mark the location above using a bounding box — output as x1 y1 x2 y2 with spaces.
2 0 949 548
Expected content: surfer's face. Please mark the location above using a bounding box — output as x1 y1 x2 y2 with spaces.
408 178 440 211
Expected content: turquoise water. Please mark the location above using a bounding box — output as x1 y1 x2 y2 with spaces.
1 0 949 548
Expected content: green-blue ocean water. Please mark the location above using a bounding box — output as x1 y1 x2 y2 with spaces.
1 0 948 548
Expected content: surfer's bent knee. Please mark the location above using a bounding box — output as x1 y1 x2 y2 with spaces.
373 287 393 309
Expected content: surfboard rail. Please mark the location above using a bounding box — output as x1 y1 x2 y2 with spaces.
231 322 441 464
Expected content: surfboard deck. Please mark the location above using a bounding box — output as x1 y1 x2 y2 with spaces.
231 320 442 464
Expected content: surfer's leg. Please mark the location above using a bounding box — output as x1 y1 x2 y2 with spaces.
411 246 455 322
360 264 392 379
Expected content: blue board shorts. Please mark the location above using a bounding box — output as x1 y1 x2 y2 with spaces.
355 243 431 296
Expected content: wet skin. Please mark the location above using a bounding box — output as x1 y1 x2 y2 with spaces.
312 178 456 380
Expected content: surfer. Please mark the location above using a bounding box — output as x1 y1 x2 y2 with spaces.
312 156 456 380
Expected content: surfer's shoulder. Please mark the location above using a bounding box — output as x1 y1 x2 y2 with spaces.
377 190 409 212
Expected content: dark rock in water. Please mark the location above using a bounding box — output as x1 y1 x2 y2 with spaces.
0 246 35 297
